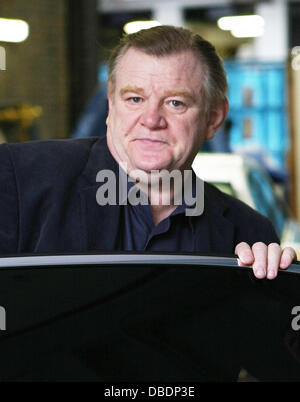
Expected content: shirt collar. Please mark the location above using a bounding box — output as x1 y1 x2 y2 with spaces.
120 168 198 227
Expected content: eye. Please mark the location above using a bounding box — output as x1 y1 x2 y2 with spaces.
170 100 183 108
129 96 142 104
168 99 187 112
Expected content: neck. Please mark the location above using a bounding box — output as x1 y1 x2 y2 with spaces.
137 179 179 226
150 203 177 226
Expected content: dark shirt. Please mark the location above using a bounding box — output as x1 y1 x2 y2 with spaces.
123 183 196 252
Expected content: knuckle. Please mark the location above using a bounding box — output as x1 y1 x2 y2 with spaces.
235 242 248 253
268 242 281 249
285 246 296 255
283 248 296 261
235 241 247 248
252 241 265 250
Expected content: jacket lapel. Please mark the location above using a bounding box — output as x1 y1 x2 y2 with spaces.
194 183 235 254
79 186 122 251
77 138 123 252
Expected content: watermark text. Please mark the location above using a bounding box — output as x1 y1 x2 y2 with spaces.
291 306 300 331
95 165 204 216
0 306 6 330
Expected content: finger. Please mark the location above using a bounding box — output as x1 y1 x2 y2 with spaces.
266 243 282 280
235 242 254 266
279 247 297 269
251 242 268 278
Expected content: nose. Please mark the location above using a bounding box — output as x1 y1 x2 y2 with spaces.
140 102 167 130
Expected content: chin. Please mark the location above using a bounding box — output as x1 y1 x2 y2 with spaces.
133 159 173 173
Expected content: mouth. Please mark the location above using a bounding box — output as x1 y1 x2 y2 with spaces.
134 138 168 145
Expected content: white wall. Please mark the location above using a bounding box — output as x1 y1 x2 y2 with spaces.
153 2 184 27
254 0 288 61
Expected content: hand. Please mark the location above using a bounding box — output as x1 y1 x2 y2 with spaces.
235 242 296 280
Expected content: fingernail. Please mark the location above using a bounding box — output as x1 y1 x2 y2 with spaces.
267 270 275 279
256 269 265 278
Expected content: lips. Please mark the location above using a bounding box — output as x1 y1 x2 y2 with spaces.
134 138 167 145
134 138 168 150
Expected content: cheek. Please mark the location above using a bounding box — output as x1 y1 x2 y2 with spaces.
174 119 199 146
112 105 140 133
172 119 204 161
186 115 206 145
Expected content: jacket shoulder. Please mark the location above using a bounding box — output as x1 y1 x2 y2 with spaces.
204 182 280 244
3 137 99 170
1 137 107 187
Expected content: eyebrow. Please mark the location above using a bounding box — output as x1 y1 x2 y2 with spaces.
119 86 195 102
163 90 195 102
165 90 194 99
120 86 145 96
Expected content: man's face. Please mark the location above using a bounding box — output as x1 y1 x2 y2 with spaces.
106 48 225 175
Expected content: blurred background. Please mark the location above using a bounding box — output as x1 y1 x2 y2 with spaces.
1 0 300 251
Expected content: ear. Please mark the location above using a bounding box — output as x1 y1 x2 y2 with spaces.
205 97 229 141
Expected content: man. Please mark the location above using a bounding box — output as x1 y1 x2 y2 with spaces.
106 26 297 280
0 26 295 276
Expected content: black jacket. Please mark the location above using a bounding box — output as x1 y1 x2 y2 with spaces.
0 136 279 255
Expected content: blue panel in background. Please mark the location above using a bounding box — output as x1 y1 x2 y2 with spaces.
225 61 289 170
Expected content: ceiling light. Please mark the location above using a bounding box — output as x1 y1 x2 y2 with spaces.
124 21 161 34
217 15 264 38
231 25 264 38
0 18 29 43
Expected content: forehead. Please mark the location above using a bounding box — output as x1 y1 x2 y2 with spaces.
114 48 204 94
